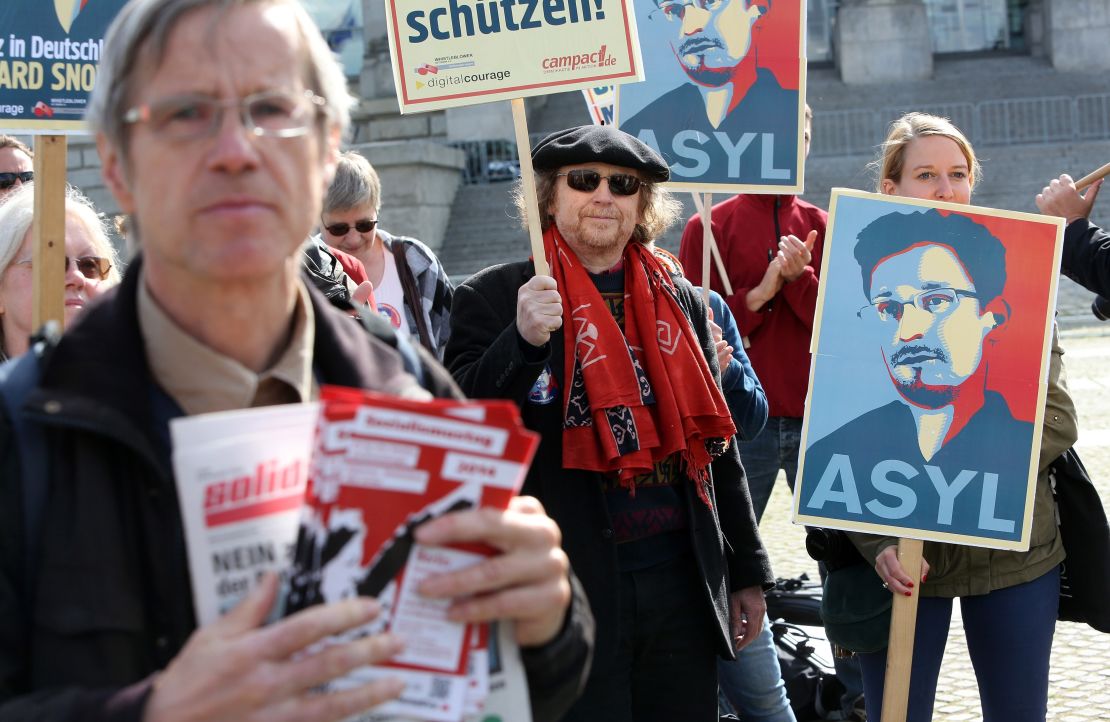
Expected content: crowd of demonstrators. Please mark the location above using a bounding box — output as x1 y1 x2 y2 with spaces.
0 183 121 361
445 125 774 722
1037 174 1110 298
0 136 34 200
837 112 1079 722
320 150 454 358
0 2 593 722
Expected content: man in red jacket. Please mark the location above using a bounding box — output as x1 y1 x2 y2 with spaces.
678 105 824 521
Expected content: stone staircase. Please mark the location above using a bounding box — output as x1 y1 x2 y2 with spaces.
439 54 1110 283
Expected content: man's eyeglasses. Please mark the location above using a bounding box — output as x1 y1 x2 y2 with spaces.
556 170 643 196
648 0 726 23
857 287 980 323
323 219 378 237
122 89 328 141
0 171 33 190
12 255 113 281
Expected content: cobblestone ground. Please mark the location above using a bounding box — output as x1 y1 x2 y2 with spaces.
759 278 1110 722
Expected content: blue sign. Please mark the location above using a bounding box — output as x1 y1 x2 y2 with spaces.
616 0 806 192
0 0 127 134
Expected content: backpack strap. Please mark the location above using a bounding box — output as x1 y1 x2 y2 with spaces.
0 328 56 590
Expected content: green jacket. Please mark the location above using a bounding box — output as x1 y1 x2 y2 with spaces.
850 326 1078 597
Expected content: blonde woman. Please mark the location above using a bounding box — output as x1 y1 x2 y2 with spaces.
0 183 122 360
849 112 1077 722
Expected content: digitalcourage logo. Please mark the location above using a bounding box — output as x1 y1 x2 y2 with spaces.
54 0 90 34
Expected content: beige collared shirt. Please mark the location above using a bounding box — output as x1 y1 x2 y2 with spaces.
138 272 315 416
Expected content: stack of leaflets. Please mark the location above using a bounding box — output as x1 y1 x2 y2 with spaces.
171 386 540 722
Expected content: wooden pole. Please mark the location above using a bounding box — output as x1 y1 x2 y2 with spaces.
511 98 548 276
31 135 68 333
690 192 733 296
880 537 924 722
1075 161 1110 192
700 193 712 306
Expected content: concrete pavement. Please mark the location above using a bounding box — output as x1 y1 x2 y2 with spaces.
758 277 1110 721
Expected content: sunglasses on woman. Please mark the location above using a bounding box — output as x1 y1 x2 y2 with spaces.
0 171 33 190
556 170 643 196
12 255 113 281
323 218 378 236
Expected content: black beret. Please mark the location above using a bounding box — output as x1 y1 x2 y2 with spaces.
531 125 670 182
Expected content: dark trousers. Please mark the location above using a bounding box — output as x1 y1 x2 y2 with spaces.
857 567 1059 722
559 553 720 722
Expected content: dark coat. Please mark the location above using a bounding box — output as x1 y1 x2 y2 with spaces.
1062 218 1110 298
444 260 774 672
0 259 591 722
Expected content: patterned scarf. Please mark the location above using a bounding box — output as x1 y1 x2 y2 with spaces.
544 227 735 507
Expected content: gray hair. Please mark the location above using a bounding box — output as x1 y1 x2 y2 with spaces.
87 0 353 156
324 150 381 214
0 183 122 353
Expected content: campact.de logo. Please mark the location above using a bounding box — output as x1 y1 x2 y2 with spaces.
541 44 617 73
54 0 90 34
415 63 439 76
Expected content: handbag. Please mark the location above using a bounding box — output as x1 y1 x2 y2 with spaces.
820 560 892 654
1050 447 1110 633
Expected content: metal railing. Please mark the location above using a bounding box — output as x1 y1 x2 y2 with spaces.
812 93 1110 158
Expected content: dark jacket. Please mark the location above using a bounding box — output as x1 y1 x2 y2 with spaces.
444 260 774 672
1061 218 1110 297
0 259 592 722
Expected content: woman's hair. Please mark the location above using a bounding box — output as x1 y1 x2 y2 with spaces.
324 150 381 215
512 169 683 245
0 183 124 352
872 112 981 191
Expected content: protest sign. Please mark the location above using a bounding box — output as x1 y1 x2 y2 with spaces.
383 0 643 114
615 0 806 193
0 0 126 134
795 189 1064 550
581 84 615 125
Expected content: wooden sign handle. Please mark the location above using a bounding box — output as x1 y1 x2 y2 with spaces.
880 536 924 722
1075 161 1110 192
32 135 68 333
690 192 734 297
511 98 548 277
700 193 712 306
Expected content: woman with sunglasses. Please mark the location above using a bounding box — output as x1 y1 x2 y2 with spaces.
846 112 1078 722
319 151 454 359
0 135 34 201
0 183 121 361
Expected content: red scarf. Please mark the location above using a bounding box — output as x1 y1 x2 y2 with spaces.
544 227 736 506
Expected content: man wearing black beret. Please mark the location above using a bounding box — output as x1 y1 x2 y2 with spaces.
445 125 774 721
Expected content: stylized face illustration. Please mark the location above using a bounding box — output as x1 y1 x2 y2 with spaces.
867 243 998 408
654 0 764 87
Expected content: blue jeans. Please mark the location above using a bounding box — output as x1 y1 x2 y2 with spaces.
738 415 864 717
738 416 802 523
857 567 1059 722
718 612 797 722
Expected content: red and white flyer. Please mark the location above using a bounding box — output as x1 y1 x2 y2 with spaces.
284 386 540 722
171 403 320 626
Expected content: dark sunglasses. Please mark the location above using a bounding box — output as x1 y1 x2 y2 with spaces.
556 169 642 196
0 171 33 190
323 218 377 236
12 255 112 281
